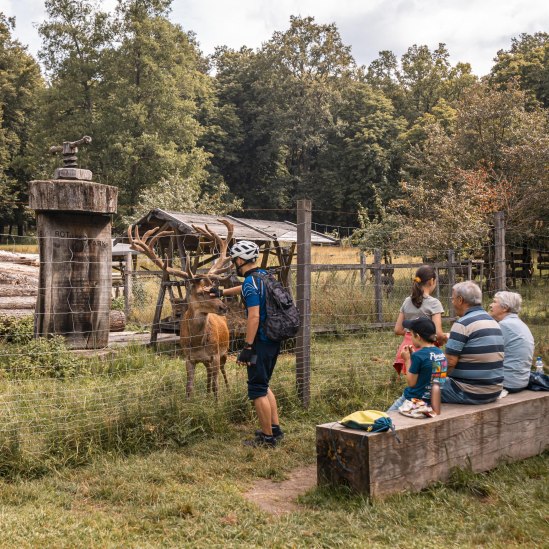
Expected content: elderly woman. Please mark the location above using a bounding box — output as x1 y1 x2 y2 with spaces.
489 291 534 393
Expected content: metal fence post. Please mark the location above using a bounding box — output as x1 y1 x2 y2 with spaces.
494 211 506 291
296 199 311 408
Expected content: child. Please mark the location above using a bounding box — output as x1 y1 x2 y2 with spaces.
393 265 446 375
388 317 448 415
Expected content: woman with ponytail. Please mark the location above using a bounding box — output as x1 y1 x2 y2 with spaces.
393 265 447 375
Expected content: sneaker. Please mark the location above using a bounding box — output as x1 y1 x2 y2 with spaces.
498 389 509 399
243 433 277 448
254 428 284 441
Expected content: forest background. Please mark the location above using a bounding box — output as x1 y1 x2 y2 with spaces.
0 0 548 251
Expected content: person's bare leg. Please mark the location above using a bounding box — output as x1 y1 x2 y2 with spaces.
253 396 273 435
266 388 279 426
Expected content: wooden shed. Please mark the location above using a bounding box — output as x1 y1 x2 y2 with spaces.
126 209 338 343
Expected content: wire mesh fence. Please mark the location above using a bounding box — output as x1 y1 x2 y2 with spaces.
0 208 547 472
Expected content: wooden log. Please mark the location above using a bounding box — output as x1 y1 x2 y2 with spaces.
0 285 38 297
109 310 126 332
317 391 549 499
0 296 36 309
0 309 34 318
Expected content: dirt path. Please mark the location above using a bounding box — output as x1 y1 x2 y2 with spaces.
244 465 317 515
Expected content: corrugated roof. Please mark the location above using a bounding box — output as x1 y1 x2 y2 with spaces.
132 209 338 245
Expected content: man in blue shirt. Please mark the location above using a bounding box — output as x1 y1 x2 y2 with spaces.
217 240 282 447
443 281 504 404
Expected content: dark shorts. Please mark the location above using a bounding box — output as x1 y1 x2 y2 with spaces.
247 339 280 400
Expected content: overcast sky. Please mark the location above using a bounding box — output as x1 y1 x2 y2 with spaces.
1 0 548 75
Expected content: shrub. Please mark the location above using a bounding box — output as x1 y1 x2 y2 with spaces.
0 315 34 345
0 335 82 379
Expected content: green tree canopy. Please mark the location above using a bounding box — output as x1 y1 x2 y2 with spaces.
490 32 549 108
36 0 238 227
0 13 44 235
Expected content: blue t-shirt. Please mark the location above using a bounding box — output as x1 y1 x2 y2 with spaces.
403 346 448 402
241 268 270 342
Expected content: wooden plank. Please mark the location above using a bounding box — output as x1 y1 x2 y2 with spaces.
317 391 549 498
291 262 476 272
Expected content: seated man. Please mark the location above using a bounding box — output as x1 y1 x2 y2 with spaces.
442 281 504 404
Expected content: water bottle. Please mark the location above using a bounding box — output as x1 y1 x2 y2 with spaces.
535 356 545 374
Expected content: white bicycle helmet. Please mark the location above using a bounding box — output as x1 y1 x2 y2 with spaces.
230 240 260 261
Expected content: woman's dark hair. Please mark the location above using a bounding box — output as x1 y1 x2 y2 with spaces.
411 265 437 308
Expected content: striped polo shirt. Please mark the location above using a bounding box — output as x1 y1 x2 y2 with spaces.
445 306 504 401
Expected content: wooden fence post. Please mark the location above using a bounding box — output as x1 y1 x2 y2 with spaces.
494 211 506 291
296 199 311 408
373 249 383 323
360 251 366 286
448 249 456 316
124 251 132 318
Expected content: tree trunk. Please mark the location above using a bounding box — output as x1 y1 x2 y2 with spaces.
34 212 112 348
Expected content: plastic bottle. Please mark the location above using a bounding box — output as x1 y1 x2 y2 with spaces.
535 356 544 374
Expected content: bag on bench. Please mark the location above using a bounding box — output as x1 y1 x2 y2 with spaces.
340 410 400 442
528 371 549 391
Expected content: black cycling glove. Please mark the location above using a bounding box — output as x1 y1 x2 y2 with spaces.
237 346 254 364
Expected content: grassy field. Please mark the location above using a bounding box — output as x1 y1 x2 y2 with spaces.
1 240 548 546
0 329 547 546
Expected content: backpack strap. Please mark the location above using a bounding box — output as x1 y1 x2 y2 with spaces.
375 417 401 443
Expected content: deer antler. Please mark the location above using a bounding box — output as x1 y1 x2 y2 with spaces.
192 219 234 280
127 225 191 279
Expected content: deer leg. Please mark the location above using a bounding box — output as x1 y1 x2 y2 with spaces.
186 359 196 399
220 354 229 388
205 360 213 395
211 356 220 400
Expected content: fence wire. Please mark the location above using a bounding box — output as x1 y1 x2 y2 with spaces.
0 211 547 469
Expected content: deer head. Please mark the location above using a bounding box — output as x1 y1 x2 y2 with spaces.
127 219 235 315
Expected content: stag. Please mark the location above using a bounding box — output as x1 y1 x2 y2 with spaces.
128 220 234 399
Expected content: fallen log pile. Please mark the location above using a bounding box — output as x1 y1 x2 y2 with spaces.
0 251 39 317
0 250 125 331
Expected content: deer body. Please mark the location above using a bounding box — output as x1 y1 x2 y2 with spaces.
128 219 235 400
181 287 230 399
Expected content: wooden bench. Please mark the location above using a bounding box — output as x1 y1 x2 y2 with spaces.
316 391 549 498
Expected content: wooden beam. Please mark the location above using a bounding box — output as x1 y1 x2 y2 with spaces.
317 391 549 498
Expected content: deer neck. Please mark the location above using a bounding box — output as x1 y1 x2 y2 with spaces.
185 303 210 332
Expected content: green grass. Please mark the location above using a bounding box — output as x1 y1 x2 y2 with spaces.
0 416 546 547
0 329 547 545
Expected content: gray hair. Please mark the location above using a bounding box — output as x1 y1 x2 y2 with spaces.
453 281 482 305
494 291 522 314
